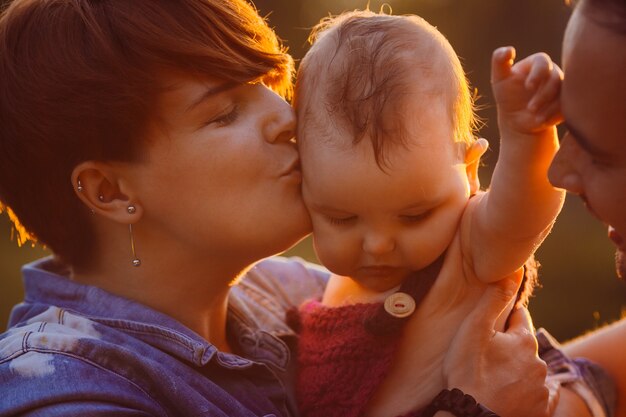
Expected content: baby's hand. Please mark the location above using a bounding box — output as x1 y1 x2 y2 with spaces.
491 46 563 135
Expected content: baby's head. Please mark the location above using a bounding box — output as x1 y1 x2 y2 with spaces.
295 11 487 291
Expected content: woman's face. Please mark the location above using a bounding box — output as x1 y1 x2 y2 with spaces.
127 73 310 266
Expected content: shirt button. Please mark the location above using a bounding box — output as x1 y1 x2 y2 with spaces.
384 292 416 318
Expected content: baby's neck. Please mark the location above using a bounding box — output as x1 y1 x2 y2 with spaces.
322 273 401 307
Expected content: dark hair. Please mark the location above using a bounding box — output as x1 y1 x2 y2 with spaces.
295 10 479 168
581 0 626 34
0 0 293 268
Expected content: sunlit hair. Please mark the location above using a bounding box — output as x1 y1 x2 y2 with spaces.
0 0 293 268
295 10 480 168
581 0 626 34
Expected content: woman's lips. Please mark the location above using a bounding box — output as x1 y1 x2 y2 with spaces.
608 226 624 248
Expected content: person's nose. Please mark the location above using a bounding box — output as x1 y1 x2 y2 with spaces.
547 134 583 195
262 90 296 144
362 231 395 257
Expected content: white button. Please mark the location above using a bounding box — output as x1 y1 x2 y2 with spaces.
383 292 416 318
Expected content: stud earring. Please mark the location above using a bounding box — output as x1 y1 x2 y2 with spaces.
77 179 83 193
129 223 141 267
98 195 105 202
127 205 136 214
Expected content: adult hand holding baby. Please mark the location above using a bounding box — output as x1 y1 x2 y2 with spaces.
443 268 559 417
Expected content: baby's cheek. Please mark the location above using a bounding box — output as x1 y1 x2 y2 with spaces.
313 230 354 274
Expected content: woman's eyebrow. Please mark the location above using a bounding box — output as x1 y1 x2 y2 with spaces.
186 82 237 113
563 121 610 157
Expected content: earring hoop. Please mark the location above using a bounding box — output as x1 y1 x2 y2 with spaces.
77 179 83 193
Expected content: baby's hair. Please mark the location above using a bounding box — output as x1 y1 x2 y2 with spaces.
295 10 481 168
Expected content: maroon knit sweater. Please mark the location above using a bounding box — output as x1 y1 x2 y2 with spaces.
293 257 444 417
294 300 402 417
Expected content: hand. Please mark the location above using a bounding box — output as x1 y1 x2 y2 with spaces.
443 269 559 417
491 46 563 135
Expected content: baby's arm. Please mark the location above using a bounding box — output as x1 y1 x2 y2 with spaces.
467 47 565 282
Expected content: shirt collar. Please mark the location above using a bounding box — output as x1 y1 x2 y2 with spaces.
20 257 288 369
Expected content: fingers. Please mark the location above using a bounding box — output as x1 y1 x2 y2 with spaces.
535 100 563 127
524 53 553 91
491 46 515 84
546 379 561 416
465 270 522 337
505 306 536 336
527 62 563 112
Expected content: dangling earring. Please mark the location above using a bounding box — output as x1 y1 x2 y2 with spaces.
77 179 83 193
127 205 141 267
129 224 141 267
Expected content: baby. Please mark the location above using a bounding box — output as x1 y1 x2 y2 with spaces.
292 10 564 417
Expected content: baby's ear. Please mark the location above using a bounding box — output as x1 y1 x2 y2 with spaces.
464 138 489 195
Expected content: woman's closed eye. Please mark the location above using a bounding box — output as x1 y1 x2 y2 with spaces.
206 104 240 127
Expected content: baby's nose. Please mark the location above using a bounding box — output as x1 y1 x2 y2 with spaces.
363 233 395 256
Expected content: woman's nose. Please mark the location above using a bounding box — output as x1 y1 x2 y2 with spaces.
262 90 296 144
548 134 584 195
363 233 395 256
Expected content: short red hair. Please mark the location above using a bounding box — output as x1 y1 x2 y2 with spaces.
0 0 293 267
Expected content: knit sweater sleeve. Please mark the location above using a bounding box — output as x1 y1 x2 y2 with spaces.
294 300 402 417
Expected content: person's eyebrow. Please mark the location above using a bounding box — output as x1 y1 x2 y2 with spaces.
563 121 611 157
186 82 238 113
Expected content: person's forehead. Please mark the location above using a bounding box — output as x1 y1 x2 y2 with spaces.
157 72 228 106
304 155 447 212
562 10 626 155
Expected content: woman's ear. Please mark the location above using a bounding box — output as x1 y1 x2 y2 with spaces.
464 138 489 195
71 161 143 224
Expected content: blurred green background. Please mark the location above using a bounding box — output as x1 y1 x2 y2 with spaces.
1 0 624 341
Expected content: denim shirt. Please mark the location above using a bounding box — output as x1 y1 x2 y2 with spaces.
0 256 328 417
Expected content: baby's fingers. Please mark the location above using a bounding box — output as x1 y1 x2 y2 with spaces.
491 46 516 84
528 62 563 109
524 53 554 91
534 100 563 127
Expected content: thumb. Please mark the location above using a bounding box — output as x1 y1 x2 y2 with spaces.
463 269 523 338
491 46 515 84
546 378 561 416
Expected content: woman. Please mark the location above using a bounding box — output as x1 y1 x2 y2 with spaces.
0 1 322 415
0 0 582 416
